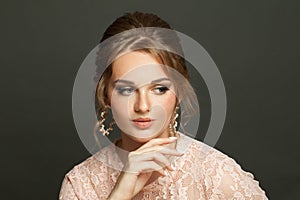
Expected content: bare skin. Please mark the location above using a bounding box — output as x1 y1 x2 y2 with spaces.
105 52 183 199
108 137 183 200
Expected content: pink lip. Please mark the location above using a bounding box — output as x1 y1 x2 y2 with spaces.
132 118 153 129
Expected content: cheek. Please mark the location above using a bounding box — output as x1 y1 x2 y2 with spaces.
110 92 177 118
110 92 130 118
165 95 177 115
153 94 177 117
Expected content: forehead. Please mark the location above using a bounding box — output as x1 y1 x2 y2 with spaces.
111 51 168 84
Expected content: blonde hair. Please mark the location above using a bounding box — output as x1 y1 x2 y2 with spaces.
95 12 198 140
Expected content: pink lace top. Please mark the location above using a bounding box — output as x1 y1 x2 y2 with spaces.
59 134 268 199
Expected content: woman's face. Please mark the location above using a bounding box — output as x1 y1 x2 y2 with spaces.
107 51 177 142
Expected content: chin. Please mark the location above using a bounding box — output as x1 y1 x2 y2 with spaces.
129 134 157 143
124 131 166 144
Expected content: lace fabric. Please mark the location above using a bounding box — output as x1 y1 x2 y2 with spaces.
59 134 268 199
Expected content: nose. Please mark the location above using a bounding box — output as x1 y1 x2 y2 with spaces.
134 89 150 113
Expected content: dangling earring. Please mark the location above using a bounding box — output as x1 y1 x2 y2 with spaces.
99 106 115 136
169 106 179 136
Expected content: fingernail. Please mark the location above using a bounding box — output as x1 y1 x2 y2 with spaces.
164 170 168 176
169 137 177 140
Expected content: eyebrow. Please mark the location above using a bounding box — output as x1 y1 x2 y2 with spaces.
150 77 171 84
113 79 134 85
114 77 171 85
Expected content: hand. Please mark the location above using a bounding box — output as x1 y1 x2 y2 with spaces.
108 137 183 200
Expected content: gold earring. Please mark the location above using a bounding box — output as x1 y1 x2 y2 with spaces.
99 106 115 136
169 106 179 136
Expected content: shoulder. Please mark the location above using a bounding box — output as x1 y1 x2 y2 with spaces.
65 143 121 180
60 144 120 199
177 132 229 162
178 133 268 199
66 146 108 177
59 154 103 200
65 144 119 184
179 133 259 181
178 132 247 168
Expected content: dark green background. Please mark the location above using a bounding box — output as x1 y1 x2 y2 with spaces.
1 1 299 199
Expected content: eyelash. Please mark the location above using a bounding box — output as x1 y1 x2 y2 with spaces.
115 86 135 96
115 85 170 96
153 86 169 94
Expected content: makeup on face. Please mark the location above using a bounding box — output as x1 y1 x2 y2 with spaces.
108 52 177 140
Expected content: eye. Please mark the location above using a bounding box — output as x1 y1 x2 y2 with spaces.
115 86 135 96
152 85 169 95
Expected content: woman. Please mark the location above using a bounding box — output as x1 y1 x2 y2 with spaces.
59 12 268 199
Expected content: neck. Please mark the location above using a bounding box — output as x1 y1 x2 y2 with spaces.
119 130 171 152
115 130 179 166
